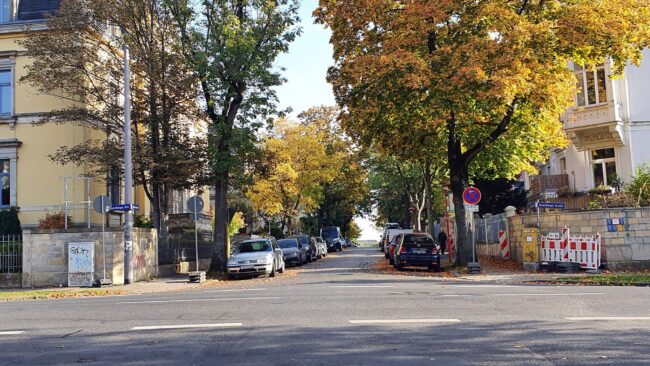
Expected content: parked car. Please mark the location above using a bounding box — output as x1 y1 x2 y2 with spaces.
393 233 441 272
288 235 317 262
227 238 285 279
387 233 406 265
384 229 414 259
314 237 327 258
278 238 305 266
321 226 343 252
345 239 353 248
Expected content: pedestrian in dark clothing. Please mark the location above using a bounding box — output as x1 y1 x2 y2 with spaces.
438 231 447 255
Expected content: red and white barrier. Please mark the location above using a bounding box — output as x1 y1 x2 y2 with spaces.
541 227 601 270
498 230 510 259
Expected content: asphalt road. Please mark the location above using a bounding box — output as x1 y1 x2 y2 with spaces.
1 247 649 365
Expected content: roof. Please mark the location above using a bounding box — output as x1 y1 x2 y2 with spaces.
17 0 61 21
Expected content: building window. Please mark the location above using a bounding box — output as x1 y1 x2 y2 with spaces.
574 64 607 107
0 69 12 115
559 157 567 175
0 0 11 23
591 148 616 187
0 159 9 207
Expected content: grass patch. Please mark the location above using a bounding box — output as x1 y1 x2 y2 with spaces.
557 273 650 286
0 288 127 301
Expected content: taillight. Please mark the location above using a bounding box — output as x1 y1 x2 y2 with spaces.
399 245 406 254
431 246 438 254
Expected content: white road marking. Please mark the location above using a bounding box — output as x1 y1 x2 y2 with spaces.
349 319 460 324
0 331 24 335
565 317 650 321
132 323 242 331
442 292 604 297
330 285 394 288
443 285 517 288
204 288 267 293
117 296 279 304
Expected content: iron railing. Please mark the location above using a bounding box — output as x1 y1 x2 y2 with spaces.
0 234 22 273
475 213 508 244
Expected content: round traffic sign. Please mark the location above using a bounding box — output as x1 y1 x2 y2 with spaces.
463 187 481 205
187 196 204 213
93 195 110 214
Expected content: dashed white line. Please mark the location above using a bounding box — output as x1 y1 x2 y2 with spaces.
330 285 395 288
204 288 267 293
0 331 24 335
117 296 279 304
131 323 242 331
565 317 650 321
442 292 604 297
349 319 460 325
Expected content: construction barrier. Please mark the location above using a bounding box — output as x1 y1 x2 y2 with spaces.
540 227 601 270
498 230 510 259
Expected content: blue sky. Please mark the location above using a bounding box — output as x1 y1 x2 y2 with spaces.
273 0 381 241
274 0 335 118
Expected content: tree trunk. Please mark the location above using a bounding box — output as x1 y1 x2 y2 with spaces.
448 142 473 265
209 170 229 272
424 160 435 238
402 193 411 229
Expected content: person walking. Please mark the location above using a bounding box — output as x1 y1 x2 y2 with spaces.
437 230 447 255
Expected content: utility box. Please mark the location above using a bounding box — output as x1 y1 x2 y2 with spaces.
522 228 539 270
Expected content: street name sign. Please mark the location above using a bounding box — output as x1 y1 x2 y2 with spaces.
110 203 140 212
536 202 565 209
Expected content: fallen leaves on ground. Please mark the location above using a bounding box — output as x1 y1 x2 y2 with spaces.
0 288 127 301
477 256 526 274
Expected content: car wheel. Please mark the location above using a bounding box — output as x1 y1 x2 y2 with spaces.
307 254 312 263
338 245 342 252
278 261 285 273
395 263 402 271
389 258 394 265
227 273 237 280
269 262 276 278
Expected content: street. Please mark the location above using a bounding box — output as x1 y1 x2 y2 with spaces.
1 248 649 366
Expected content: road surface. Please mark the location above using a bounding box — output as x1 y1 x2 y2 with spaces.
1 247 649 365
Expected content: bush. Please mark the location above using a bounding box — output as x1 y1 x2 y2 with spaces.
589 185 612 196
38 211 73 229
134 214 153 228
626 164 650 206
0 207 21 235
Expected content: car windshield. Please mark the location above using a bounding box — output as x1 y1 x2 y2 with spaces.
278 239 298 249
235 241 272 253
322 227 338 239
403 235 434 245
290 236 309 245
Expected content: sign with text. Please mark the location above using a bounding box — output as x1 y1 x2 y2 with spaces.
465 204 479 212
110 203 140 212
68 242 95 287
536 202 565 209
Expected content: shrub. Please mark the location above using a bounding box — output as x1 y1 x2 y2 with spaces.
589 185 612 196
134 214 153 228
626 164 650 207
0 207 22 235
38 211 73 229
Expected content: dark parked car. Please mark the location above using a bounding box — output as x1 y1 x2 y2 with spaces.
321 226 343 252
394 233 441 272
288 235 317 262
278 238 306 266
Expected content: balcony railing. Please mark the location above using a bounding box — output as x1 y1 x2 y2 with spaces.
529 174 569 197
564 103 621 130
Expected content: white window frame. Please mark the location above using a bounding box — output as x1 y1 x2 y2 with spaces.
0 59 14 117
0 140 18 207
574 63 608 108
0 0 13 24
591 148 616 187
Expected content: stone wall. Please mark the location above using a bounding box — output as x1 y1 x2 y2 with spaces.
21 228 157 288
506 208 650 270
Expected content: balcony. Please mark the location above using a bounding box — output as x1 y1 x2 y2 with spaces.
563 103 624 152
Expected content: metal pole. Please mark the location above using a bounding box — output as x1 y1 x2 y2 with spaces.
86 177 91 228
101 195 107 281
62 177 69 229
123 45 134 285
536 200 541 265
194 199 199 272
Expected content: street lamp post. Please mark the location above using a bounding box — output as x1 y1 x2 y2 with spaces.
123 44 134 285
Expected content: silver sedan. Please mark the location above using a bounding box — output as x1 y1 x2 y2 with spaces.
227 238 285 279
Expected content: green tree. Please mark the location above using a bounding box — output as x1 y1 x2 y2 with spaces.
20 0 207 243
166 0 301 271
317 0 650 264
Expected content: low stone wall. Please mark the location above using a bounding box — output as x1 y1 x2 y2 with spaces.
0 273 21 288
507 208 650 270
22 228 157 288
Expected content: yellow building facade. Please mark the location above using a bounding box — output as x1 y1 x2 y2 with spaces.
0 1 152 227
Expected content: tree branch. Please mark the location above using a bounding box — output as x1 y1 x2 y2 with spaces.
462 98 519 165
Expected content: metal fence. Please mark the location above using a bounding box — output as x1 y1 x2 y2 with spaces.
0 234 22 273
475 213 508 244
168 231 213 264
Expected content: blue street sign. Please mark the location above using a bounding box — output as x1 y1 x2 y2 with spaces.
110 204 140 212
536 202 565 209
